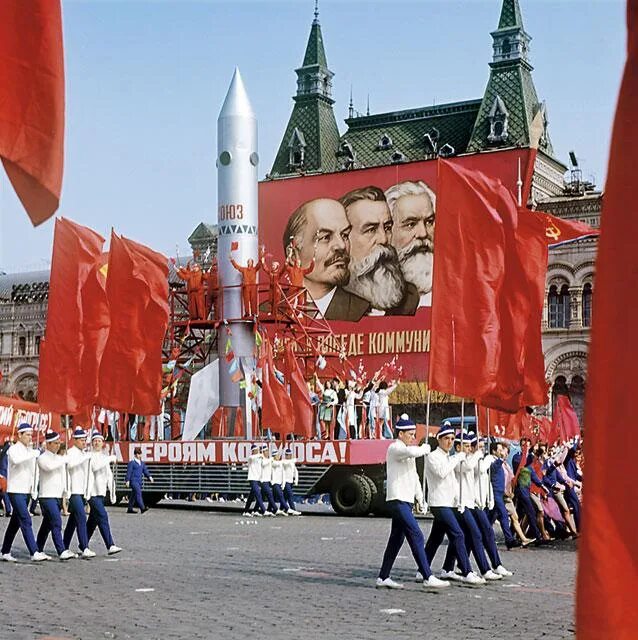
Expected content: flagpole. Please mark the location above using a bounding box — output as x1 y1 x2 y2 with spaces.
422 389 431 504
474 401 483 507
458 397 465 508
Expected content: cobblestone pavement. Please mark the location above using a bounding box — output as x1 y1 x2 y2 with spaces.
1 503 576 640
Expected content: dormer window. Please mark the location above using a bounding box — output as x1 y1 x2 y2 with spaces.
378 134 393 150
288 127 306 169
487 95 509 144
390 151 406 164
438 144 455 158
423 133 437 156
336 140 357 170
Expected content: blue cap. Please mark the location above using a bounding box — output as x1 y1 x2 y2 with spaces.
437 425 455 439
251 444 260 451
260 443 268 451
395 413 416 430
466 433 478 445
91 430 104 441
17 423 33 434
284 448 293 455
45 431 60 443
72 428 87 439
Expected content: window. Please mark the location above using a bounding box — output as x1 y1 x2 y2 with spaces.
582 283 593 327
35 335 41 354
378 134 393 150
548 284 570 328
18 336 26 355
502 38 511 55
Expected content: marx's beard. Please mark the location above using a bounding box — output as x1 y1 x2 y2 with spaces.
346 244 406 310
397 238 434 294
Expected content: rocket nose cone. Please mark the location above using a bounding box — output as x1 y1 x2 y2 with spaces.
219 67 255 119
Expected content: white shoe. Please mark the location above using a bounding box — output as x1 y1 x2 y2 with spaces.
205 497 214 503
218 497 225 502
462 571 486 586
276 510 289 517
483 569 503 581
415 572 423 582
263 511 274 517
242 512 252 517
423 575 450 590
108 545 122 555
375 577 404 589
495 565 513 577
438 570 464 582
59 549 76 560
253 512 263 518
31 551 49 562
81 548 96 559
1 553 17 562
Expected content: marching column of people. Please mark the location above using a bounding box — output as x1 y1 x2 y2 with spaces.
1 424 121 563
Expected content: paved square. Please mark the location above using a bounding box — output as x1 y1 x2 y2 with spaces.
1 504 576 640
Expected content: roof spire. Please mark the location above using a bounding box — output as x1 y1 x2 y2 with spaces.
349 85 354 118
497 0 524 30
366 93 370 116
313 0 319 25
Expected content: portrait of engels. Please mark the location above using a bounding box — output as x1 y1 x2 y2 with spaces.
281 180 435 322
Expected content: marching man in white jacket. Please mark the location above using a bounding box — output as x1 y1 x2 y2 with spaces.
376 414 449 591
424 424 485 586
62 428 96 558
0 423 48 562
86 430 121 555
282 448 300 515
259 445 279 516
270 450 290 515
36 431 76 560
243 444 267 517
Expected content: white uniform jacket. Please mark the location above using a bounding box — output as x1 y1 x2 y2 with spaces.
37 450 67 499
7 441 39 494
385 440 429 504
425 447 465 508
66 446 90 495
475 453 495 510
454 451 481 509
260 456 273 483
282 459 298 485
271 459 284 486
246 453 263 482
86 451 117 499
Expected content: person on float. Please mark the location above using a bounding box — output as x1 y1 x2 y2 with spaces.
35 431 76 560
376 414 450 591
86 430 122 555
243 444 266 517
424 424 485 586
126 446 154 514
230 246 261 317
1 423 48 562
63 428 96 558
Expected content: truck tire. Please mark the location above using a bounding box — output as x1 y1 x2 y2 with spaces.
142 492 163 508
330 473 372 516
361 474 378 505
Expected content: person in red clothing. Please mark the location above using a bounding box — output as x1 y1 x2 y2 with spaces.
230 249 261 317
284 246 314 311
203 258 219 320
261 247 285 317
177 262 206 320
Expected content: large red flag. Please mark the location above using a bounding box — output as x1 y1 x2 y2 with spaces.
39 218 106 414
97 234 169 415
260 338 294 436
576 4 638 638
552 394 580 442
0 1 64 225
284 343 314 439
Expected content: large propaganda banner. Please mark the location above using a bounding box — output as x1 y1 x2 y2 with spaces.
258 148 532 381
0 395 61 442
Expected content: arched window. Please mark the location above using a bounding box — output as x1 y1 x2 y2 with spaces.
548 284 570 328
502 38 511 55
582 283 593 327
18 336 26 355
35 335 41 354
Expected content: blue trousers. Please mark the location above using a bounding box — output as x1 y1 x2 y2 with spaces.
273 484 289 512
473 508 502 569
245 480 266 514
284 483 296 510
564 486 581 529
63 494 89 551
424 506 472 576
37 497 65 554
87 496 114 549
1 493 38 555
443 508 490 575
261 482 278 513
379 500 432 580
490 493 516 545
515 487 541 540
128 483 145 511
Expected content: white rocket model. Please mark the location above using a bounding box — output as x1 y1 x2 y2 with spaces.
216 68 259 434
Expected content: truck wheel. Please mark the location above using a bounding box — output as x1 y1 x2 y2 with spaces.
330 474 372 516
142 493 163 508
361 475 378 505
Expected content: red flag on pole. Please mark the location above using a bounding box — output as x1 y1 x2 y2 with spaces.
97 234 169 415
576 4 638 637
284 343 314 439
552 395 581 442
0 0 65 225
39 218 106 414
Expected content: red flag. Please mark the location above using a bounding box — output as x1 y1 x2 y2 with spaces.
98 234 169 415
552 395 580 442
577 5 638 637
284 343 314 439
260 338 293 435
39 218 106 414
0 1 64 225
432 160 535 408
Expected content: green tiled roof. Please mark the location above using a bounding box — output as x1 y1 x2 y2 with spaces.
498 0 524 29
341 100 481 168
302 20 328 68
270 97 340 176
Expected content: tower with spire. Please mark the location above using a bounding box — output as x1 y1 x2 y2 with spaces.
269 2 341 178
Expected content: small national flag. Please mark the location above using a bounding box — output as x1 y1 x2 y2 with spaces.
231 241 239 251
229 359 239 375
255 331 263 347
230 369 243 383
225 337 232 354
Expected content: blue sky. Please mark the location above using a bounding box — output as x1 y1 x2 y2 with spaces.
0 0 627 272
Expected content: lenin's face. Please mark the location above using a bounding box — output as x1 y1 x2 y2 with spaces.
298 199 351 290
391 193 435 295
345 199 406 309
